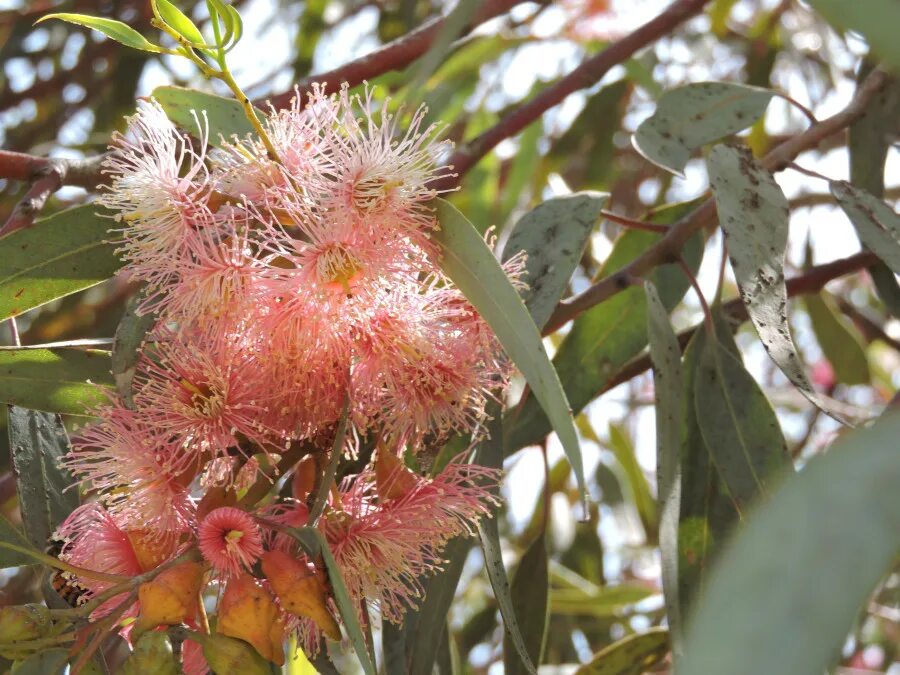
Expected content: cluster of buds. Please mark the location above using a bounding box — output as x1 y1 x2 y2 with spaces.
49 85 516 670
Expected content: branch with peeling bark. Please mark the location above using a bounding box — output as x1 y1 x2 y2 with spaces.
542 66 892 334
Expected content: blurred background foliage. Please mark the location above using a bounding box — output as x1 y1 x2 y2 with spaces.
1 0 898 672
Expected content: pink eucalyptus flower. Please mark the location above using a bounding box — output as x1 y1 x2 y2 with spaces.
198 507 264 577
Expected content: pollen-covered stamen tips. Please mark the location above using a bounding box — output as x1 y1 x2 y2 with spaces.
198 507 264 577
65 82 516 669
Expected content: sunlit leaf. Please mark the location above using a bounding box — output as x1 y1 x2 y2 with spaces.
36 14 163 52
433 199 586 502
153 85 256 140
574 628 670 675
0 348 113 415
152 0 206 47
681 412 900 675
8 407 79 549
634 82 773 175
549 584 655 617
501 192 607 329
708 144 845 422
0 205 122 321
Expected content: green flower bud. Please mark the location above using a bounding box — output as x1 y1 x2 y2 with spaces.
122 632 179 675
202 634 276 675
0 604 52 655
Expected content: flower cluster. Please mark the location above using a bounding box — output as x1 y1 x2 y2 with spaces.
54 85 515 668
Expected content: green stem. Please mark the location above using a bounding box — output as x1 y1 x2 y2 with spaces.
217 67 281 162
0 542 130 584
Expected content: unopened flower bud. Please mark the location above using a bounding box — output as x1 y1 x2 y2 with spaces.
375 447 419 500
201 633 275 675
122 632 179 675
260 550 341 641
217 573 285 665
291 455 318 501
0 604 51 643
134 562 204 637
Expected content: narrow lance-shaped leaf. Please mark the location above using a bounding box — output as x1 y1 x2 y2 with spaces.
432 198 587 503
504 532 549 675
634 82 773 176
643 281 683 654
804 292 870 386
707 144 846 423
677 315 740 618
0 514 40 569
111 292 156 408
574 628 670 675
0 348 114 416
607 424 657 539
501 192 608 330
693 325 791 512
8 406 80 549
831 181 900 275
35 14 164 53
681 412 900 675
0 205 123 321
506 199 704 453
152 0 207 47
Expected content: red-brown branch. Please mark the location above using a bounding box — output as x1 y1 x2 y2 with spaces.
433 0 710 189
264 0 526 110
542 66 892 334
599 250 879 394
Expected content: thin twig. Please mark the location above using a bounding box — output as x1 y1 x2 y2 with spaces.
433 0 710 188
542 67 891 334
601 210 670 234
264 0 525 109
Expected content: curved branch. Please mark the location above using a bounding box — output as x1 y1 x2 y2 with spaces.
432 0 711 190
542 67 891 334
264 0 526 110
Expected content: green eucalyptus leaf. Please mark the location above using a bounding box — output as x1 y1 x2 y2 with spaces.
501 192 607 330
693 327 792 512
0 348 113 415
152 85 256 140
549 584 656 617
0 205 122 321
433 198 586 502
10 648 69 675
607 424 657 539
506 199 704 453
8 407 79 549
634 82 773 175
35 14 163 53
804 292 870 385
831 181 900 275
708 144 845 422
0 514 39 568
644 280 684 654
504 533 549 675
574 628 670 675
111 293 156 408
153 0 206 47
805 1 900 72
681 412 900 675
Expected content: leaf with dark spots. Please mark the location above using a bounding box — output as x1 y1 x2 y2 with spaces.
831 181 900 275
574 628 670 674
634 82 773 175
707 144 849 424
502 192 608 330
8 406 79 549
112 291 156 408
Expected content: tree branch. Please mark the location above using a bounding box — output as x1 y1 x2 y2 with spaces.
542 67 891 334
0 153 105 236
432 0 710 190
264 0 526 110
601 251 879 393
